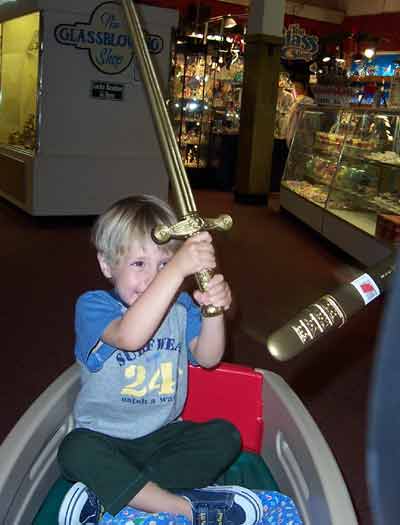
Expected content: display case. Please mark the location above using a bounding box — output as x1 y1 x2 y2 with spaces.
210 56 243 135
169 42 213 169
169 38 243 183
0 10 39 206
0 1 178 215
281 106 400 265
0 12 39 151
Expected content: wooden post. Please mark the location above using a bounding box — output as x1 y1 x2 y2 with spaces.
234 0 284 205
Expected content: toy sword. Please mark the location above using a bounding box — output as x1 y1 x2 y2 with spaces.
121 0 233 317
267 253 396 361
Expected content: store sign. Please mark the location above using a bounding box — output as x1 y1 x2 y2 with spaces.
54 1 163 75
91 81 124 100
281 24 319 62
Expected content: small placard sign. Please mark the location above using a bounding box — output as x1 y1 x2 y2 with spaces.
91 81 124 101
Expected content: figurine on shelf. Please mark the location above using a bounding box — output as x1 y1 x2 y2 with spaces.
8 131 21 146
7 113 36 150
186 148 195 166
21 113 37 149
26 29 39 55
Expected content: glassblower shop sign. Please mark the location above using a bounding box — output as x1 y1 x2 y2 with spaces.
54 1 163 75
281 24 319 62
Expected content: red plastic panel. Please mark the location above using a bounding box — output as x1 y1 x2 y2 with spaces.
181 362 264 453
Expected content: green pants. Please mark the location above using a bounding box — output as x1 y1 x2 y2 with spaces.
58 419 241 515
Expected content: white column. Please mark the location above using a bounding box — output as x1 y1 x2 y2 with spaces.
247 0 285 37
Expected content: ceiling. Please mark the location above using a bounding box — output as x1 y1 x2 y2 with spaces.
217 0 397 16
297 0 345 10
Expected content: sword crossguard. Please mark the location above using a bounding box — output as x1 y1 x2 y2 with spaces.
152 212 233 317
152 213 233 243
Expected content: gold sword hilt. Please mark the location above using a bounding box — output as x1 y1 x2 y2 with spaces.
152 212 233 317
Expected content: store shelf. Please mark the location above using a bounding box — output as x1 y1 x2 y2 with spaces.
304 174 334 187
351 76 391 83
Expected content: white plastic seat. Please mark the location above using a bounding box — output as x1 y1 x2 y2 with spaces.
0 363 358 525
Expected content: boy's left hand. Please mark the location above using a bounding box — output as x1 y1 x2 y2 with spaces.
193 274 232 312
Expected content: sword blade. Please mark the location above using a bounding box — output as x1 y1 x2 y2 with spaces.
121 0 197 218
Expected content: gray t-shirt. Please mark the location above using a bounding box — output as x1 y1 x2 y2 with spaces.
73 290 201 439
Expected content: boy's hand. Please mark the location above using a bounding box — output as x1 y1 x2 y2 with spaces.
193 273 232 312
170 232 216 279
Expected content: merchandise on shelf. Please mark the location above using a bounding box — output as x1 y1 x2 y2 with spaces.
8 113 36 150
313 84 353 106
371 193 400 214
283 180 329 206
365 151 400 165
169 46 212 169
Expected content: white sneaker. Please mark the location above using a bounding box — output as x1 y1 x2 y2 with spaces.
58 482 103 525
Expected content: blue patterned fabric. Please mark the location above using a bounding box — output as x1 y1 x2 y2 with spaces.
100 490 303 525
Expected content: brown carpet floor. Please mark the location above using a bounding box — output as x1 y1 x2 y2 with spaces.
0 190 385 525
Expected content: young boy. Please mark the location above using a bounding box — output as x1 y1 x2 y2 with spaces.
57 194 262 525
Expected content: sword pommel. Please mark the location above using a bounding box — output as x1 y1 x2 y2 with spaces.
204 214 233 232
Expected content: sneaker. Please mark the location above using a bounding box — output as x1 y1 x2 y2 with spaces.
58 481 103 525
177 485 263 525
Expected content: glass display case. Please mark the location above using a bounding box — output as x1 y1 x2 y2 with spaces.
281 106 399 265
283 107 344 213
0 2 177 215
0 12 39 207
0 12 40 152
169 39 243 176
169 42 213 169
210 56 243 135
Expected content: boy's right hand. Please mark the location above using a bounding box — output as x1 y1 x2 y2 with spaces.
170 232 216 279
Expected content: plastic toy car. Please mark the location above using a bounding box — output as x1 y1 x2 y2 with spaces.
0 362 358 525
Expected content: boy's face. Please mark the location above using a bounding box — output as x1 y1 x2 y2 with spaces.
98 239 173 306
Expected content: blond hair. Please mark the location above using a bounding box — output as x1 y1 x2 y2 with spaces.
92 195 178 267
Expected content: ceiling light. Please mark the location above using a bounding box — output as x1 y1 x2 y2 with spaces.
224 16 237 29
364 48 376 59
322 56 331 63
